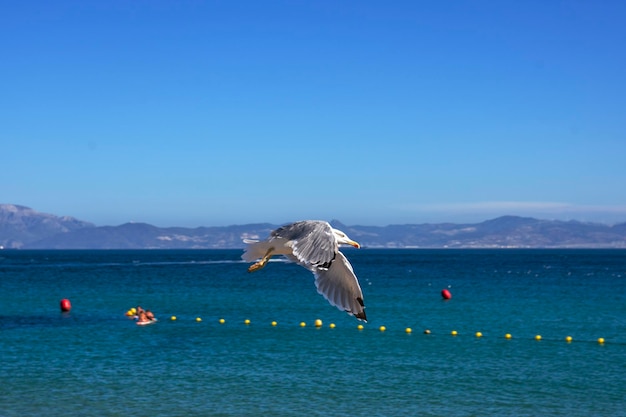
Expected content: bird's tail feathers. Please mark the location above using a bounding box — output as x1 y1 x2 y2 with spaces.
241 240 271 262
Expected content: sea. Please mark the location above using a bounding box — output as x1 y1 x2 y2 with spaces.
1 249 625 416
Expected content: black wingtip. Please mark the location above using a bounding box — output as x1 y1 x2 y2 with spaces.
355 310 367 322
354 297 367 321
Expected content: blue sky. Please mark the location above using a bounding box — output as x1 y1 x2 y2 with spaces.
2 1 625 227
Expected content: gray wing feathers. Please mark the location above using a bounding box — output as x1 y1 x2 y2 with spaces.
272 221 336 268
313 252 366 321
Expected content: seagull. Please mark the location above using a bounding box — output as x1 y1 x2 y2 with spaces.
242 220 367 321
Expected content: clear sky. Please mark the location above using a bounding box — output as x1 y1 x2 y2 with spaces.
2 1 625 227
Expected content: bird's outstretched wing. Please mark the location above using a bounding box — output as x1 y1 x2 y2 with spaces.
312 251 367 321
272 221 337 269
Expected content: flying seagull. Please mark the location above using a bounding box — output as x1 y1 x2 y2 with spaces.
242 220 367 321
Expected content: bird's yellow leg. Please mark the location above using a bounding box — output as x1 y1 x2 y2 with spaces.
248 247 275 272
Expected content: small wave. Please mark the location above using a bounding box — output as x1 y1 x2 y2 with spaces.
130 259 247 267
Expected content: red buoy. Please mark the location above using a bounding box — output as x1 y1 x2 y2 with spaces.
60 298 72 312
441 289 452 300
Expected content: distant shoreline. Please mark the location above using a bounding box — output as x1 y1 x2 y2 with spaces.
2 205 626 250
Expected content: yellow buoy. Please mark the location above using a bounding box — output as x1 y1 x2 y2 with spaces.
219 318 225 324
195 317 202 322
130 308 137 314
405 327 412 334
598 337 605 344
271 321 277 326
299 321 306 327
505 333 512 339
170 316 177 321
565 336 573 343
314 319 323 327
357 324 364 330
424 329 431 334
244 319 251 325
379 326 386 332
329 323 336 329
475 332 483 338
451 330 458 336
535 335 542 341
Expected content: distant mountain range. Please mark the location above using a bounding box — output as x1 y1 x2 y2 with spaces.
2 204 626 249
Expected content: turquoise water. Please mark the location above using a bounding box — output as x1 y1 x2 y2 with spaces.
1 249 625 416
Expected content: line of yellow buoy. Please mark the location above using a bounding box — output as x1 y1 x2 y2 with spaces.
434 325 605 343
164 315 611 344
446 328 607 344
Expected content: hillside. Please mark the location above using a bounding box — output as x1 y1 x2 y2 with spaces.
0 204 95 249
2 204 626 249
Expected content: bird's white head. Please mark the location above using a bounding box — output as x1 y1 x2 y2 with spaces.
332 228 361 249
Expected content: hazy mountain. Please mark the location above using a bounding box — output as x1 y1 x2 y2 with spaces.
2 204 626 249
25 221 277 250
0 204 95 249
336 216 626 248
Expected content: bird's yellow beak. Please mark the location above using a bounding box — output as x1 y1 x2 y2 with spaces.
348 240 361 249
